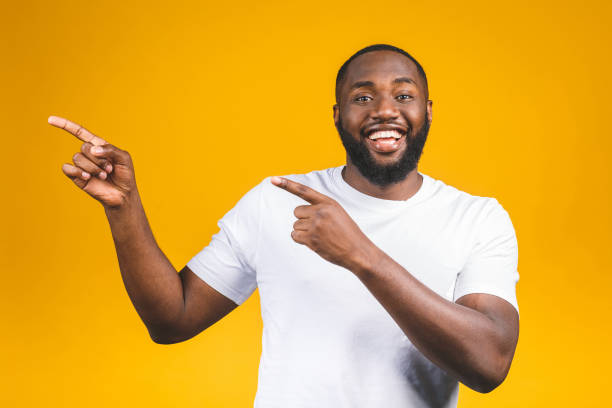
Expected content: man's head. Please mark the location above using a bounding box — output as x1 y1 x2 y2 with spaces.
333 44 433 186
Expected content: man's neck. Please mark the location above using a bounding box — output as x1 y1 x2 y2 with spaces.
341 164 423 201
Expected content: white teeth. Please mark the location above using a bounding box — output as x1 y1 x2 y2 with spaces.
367 130 403 140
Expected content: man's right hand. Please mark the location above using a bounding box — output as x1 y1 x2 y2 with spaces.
49 115 136 208
49 115 240 343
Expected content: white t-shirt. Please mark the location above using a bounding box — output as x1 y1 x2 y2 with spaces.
187 165 519 408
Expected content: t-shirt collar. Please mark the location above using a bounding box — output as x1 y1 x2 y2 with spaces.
330 165 435 213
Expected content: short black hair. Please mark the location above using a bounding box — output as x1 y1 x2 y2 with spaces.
335 44 428 104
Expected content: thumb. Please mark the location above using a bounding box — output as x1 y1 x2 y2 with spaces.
90 143 132 166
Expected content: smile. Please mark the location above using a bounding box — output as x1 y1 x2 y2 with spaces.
365 130 405 153
367 130 403 140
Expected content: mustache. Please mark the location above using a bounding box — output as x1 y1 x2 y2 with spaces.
335 113 430 187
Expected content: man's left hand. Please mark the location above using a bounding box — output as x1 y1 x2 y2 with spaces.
271 176 378 273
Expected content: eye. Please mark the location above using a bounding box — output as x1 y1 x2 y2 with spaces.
354 95 372 103
397 94 413 101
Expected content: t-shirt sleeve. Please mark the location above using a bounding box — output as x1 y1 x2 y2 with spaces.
453 199 520 315
186 179 266 305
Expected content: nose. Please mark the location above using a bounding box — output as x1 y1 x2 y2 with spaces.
371 94 399 121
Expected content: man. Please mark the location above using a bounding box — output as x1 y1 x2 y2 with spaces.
50 43 519 407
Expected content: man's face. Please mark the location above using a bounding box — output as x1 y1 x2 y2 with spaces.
333 50 433 186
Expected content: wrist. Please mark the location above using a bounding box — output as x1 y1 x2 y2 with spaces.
103 190 144 226
103 188 151 245
103 187 139 211
349 241 385 280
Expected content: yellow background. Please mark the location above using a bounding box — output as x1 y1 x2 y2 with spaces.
1 0 611 406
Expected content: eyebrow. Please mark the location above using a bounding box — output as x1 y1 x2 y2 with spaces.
393 77 417 86
349 77 417 91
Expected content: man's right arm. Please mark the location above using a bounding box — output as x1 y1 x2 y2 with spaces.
105 193 238 344
50 115 237 344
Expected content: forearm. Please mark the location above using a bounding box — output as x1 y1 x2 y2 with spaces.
269 176 515 391
48 115 186 341
353 247 510 393
104 188 184 338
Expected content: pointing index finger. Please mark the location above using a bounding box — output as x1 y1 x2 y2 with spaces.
271 176 331 204
48 115 107 146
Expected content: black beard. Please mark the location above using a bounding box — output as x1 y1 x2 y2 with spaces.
336 115 430 186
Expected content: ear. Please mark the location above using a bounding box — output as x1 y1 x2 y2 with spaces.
333 104 340 127
426 100 433 123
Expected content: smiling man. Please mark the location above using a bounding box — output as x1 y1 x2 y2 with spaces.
51 43 519 407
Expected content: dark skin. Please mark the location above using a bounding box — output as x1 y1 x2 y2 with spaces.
270 50 519 393
335 51 431 200
49 116 238 344
49 49 517 394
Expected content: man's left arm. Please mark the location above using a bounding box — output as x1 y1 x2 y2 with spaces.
271 176 519 394
353 250 519 393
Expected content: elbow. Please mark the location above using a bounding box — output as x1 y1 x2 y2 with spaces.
469 376 504 394
147 324 187 345
465 351 514 393
150 334 183 345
